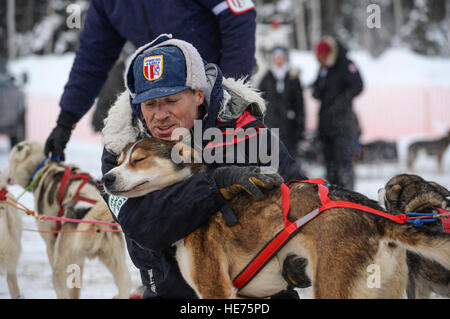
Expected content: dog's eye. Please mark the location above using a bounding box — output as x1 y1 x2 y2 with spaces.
133 158 146 164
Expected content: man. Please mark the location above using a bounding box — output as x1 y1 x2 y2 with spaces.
312 36 363 190
258 46 305 158
101 34 308 298
45 0 257 161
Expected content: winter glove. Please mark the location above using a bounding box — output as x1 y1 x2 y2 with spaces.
210 166 284 201
44 110 78 161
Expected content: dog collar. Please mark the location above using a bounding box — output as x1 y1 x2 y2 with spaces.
0 188 8 201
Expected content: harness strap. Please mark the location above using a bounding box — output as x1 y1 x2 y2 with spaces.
232 178 411 291
57 166 98 231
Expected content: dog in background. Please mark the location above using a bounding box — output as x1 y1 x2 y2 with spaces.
379 174 450 299
103 138 450 299
6 141 131 299
0 171 22 299
407 131 450 173
355 140 398 164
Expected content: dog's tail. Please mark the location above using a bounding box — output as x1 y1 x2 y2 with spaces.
385 222 450 270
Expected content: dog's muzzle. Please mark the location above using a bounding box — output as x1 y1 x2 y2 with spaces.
102 173 116 190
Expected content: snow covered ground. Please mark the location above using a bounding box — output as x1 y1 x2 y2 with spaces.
1 48 449 299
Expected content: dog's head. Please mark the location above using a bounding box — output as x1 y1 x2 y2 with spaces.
378 173 448 213
6 141 46 189
102 138 205 198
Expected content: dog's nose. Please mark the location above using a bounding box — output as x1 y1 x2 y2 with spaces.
102 174 116 188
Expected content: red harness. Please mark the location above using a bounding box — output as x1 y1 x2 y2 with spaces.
232 178 436 290
56 165 98 231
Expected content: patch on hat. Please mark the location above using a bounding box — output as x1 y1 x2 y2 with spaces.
226 0 255 15
143 55 164 81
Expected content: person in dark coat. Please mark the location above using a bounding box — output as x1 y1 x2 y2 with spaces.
101 35 308 299
258 46 305 158
44 0 257 161
312 36 364 190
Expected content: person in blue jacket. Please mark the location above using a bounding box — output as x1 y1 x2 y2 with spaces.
101 34 309 298
44 0 257 161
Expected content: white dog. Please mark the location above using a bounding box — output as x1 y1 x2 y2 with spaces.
6 141 131 299
0 171 22 299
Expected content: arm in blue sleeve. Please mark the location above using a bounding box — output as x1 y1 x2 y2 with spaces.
59 0 126 120
195 0 256 79
101 147 227 252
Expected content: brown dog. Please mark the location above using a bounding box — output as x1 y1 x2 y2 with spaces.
104 138 450 298
379 174 450 299
407 131 450 173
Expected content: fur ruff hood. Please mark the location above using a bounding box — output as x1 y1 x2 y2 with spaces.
102 74 266 155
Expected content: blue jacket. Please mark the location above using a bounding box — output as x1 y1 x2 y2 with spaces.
60 0 257 121
101 66 306 298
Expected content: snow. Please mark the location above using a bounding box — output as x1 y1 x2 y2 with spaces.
1 49 449 299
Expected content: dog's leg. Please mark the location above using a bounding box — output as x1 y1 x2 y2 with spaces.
6 270 21 299
68 259 84 299
177 238 235 299
97 238 132 299
52 231 76 299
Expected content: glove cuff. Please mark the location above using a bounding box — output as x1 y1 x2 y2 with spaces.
56 110 79 130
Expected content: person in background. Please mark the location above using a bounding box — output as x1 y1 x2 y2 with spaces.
312 36 364 190
44 0 257 160
258 46 305 158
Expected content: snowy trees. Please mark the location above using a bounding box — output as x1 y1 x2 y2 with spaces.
257 0 450 57
1 0 89 60
0 0 448 60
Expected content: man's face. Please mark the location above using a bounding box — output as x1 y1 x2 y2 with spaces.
140 89 204 141
317 54 328 67
272 54 287 67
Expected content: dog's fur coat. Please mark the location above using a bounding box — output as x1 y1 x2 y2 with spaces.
379 174 450 299
6 141 131 299
104 138 450 298
0 172 22 299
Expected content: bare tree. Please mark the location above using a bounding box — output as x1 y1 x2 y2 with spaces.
309 0 322 47
7 0 16 60
44 0 55 54
293 0 308 50
393 0 403 40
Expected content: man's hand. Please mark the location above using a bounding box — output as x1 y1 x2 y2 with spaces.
210 166 284 200
44 110 78 161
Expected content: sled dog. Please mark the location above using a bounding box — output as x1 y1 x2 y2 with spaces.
379 174 450 299
104 138 450 298
0 171 22 298
407 131 450 173
6 141 131 299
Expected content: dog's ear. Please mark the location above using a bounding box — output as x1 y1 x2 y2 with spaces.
386 184 402 202
171 141 202 164
117 142 135 165
14 142 31 161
